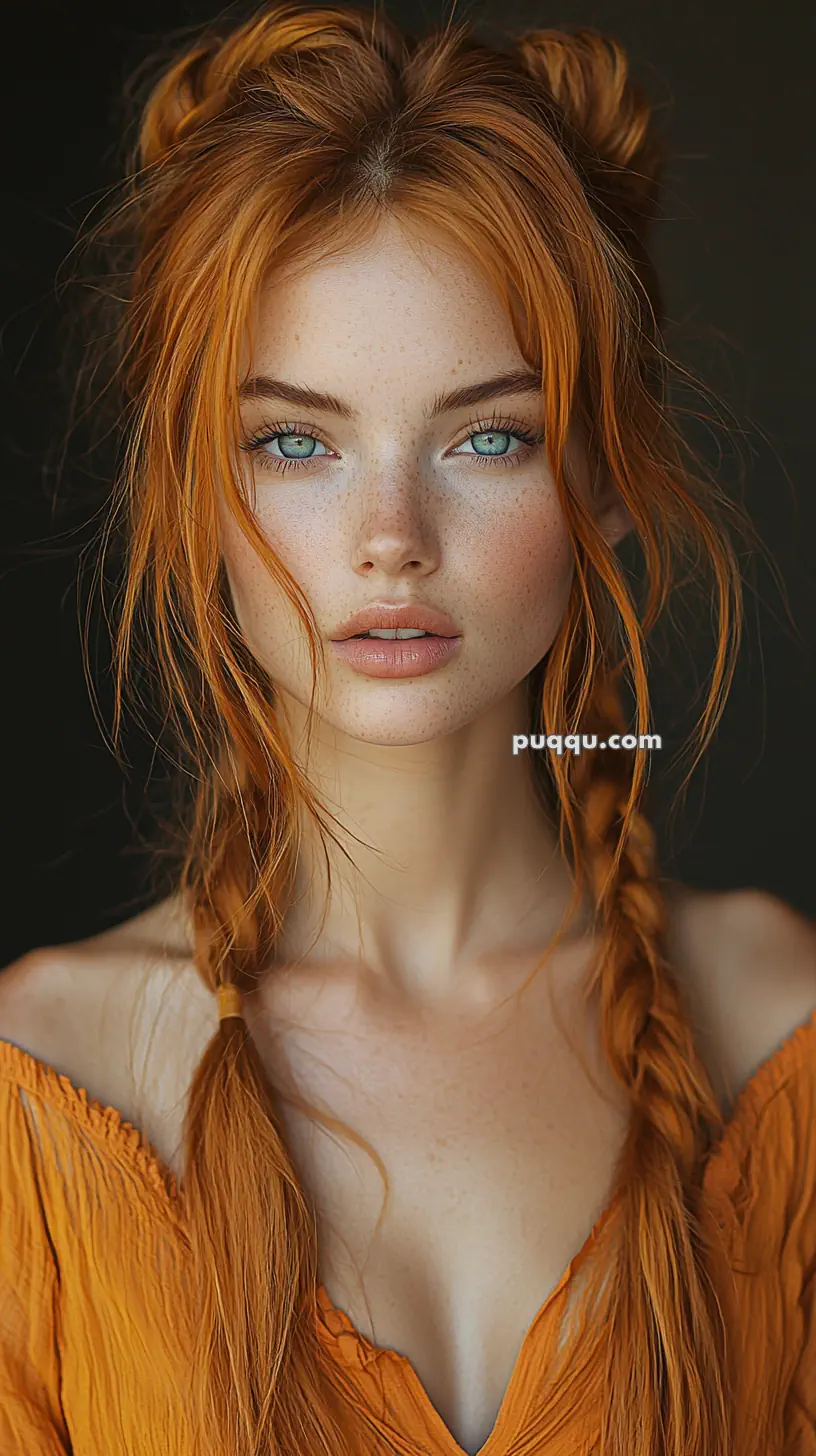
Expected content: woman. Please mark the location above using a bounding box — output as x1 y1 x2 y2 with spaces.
0 4 814 1454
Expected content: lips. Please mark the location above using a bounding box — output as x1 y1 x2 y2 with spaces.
330 601 461 641
330 631 463 678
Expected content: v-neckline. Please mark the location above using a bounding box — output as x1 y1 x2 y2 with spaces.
313 1185 621 1456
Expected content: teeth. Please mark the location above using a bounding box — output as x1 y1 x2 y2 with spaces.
365 628 429 639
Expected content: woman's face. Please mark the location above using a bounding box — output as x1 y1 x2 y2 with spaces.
220 214 625 745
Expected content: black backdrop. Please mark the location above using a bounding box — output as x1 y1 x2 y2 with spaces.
1 0 814 967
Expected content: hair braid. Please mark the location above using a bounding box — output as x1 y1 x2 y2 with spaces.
176 740 399 1455
559 669 740 1452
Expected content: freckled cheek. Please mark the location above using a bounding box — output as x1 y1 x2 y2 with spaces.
219 500 341 648
462 497 574 645
252 502 342 602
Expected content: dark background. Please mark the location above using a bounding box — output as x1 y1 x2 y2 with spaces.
1 0 814 968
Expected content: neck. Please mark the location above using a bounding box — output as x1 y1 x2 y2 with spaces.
271 679 590 1010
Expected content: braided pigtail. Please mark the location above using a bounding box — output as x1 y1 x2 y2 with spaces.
175 731 403 1454
557 671 739 1452
177 742 372 1456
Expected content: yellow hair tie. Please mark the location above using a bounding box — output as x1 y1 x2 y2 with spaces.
217 982 243 1022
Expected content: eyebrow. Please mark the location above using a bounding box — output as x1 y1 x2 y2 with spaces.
238 368 543 421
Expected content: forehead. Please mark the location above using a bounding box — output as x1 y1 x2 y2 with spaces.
245 215 526 398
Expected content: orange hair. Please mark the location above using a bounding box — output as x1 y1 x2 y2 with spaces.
68 3 761 1451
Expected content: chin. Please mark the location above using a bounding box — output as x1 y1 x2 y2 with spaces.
320 709 464 748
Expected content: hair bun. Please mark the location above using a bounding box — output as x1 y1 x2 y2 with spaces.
136 4 407 170
515 27 663 232
137 38 226 168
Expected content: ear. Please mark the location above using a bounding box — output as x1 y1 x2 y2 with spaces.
564 423 634 550
594 470 635 550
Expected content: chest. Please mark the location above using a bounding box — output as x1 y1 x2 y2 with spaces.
244 976 631 1455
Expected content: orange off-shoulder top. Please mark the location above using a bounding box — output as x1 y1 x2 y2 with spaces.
0 1014 815 1455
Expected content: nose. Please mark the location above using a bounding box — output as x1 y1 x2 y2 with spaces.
350 475 441 580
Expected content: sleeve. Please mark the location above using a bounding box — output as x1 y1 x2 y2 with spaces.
782 1032 816 1454
0 1076 71 1455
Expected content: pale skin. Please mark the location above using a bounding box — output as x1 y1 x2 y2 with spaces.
2 212 815 1456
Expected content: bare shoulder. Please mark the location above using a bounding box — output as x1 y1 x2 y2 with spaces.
0 896 215 1136
666 883 816 1114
